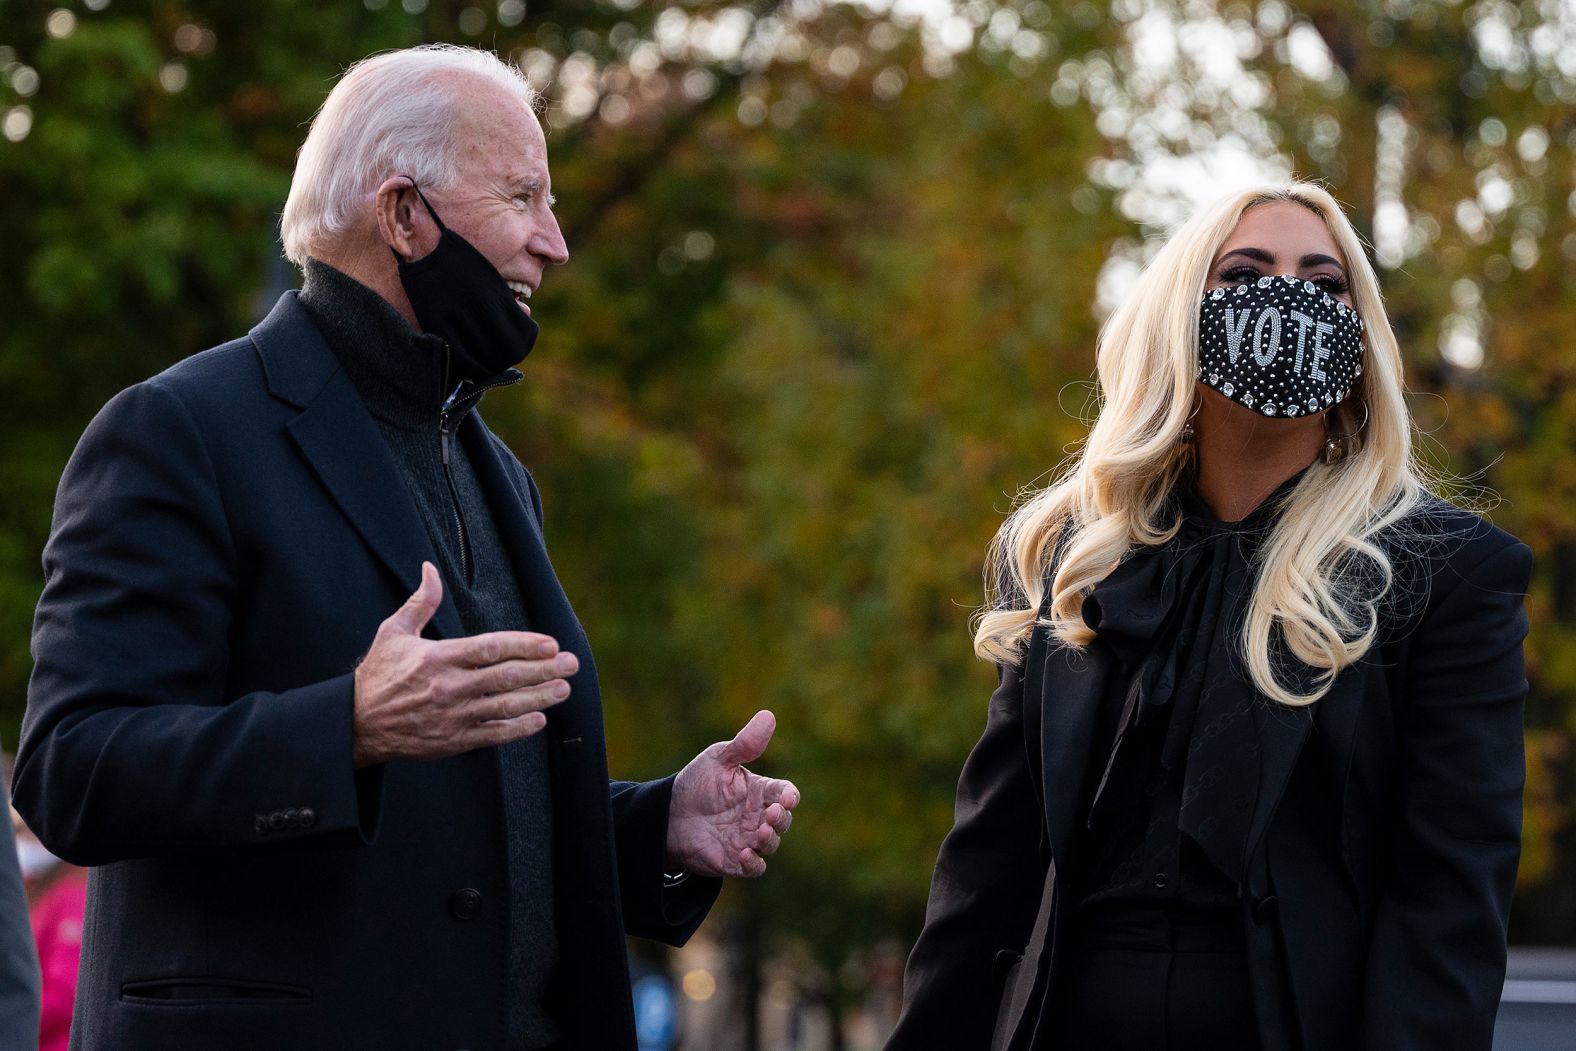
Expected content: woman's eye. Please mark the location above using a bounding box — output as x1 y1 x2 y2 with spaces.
1220 265 1261 284
1313 275 1349 294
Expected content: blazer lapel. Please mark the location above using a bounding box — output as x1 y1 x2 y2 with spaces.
251 292 464 640
1245 682 1330 867
1036 636 1347 876
1036 641 1115 866
460 418 606 755
1242 664 1366 870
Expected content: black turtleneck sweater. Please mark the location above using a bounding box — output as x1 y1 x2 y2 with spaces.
299 259 558 1050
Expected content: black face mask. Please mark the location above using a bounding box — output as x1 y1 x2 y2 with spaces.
394 185 538 382
1196 274 1365 419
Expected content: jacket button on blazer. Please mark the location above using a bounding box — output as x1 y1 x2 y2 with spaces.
298 807 316 828
268 811 288 832
449 888 483 921
253 815 268 835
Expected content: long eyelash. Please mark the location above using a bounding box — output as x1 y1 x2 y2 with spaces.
1221 264 1348 295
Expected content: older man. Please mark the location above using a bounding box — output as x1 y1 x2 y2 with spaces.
14 44 797 1050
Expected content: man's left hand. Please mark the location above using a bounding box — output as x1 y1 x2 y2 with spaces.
666 711 799 878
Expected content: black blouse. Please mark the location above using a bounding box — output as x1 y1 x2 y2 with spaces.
1068 470 1307 922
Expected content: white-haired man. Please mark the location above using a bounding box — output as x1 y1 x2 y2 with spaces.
15 45 798 1050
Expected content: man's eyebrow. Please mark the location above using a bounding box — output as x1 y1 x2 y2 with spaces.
502 175 556 207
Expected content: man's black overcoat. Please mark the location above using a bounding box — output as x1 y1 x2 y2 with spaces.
888 503 1532 1051
14 293 718 1049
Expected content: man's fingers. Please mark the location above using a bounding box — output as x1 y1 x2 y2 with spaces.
462 710 550 749
737 847 767 878
765 803 793 835
755 823 782 856
457 657 575 697
383 562 443 637
717 710 776 768
475 680 571 723
757 779 800 815
436 631 574 670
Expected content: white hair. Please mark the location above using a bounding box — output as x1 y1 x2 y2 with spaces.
280 44 539 264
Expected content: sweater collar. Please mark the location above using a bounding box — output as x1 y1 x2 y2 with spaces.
297 258 519 431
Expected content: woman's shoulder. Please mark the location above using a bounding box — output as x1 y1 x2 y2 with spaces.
1385 491 1526 569
1378 491 1531 631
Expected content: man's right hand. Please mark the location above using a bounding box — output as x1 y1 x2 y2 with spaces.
351 562 576 768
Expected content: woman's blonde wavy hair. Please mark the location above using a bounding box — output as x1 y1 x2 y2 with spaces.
975 182 1426 707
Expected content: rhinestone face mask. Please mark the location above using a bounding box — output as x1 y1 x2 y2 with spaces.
1196 274 1365 419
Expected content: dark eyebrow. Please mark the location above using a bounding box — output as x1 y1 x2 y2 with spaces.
1217 247 1345 273
1219 247 1274 266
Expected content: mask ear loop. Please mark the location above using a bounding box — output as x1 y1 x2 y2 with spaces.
388 179 448 264
407 183 449 233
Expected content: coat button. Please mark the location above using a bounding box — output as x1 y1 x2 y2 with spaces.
268 811 287 831
1251 894 1279 924
1152 873 1169 889
284 808 300 828
253 816 269 835
450 888 483 921
298 807 316 829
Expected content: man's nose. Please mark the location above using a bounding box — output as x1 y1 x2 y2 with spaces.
533 212 569 267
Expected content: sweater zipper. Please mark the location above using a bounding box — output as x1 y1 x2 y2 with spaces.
438 344 472 583
438 410 471 583
438 354 521 585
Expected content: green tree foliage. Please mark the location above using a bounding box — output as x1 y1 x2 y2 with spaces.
2 3 1574 1032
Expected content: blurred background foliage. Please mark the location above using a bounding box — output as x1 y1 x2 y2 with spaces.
2 0 1574 1032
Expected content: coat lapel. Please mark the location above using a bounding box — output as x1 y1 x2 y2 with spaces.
250 293 464 639
1036 640 1115 866
1245 663 1364 865
459 418 606 755
1245 700 1313 867
1033 628 1359 876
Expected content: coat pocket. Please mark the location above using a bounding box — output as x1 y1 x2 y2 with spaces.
120 977 312 1006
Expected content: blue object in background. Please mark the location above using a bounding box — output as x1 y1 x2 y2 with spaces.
634 973 678 1051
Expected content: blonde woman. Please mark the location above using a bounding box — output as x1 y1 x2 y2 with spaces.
888 183 1531 1051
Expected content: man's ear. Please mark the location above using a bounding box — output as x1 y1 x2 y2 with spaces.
374 178 426 262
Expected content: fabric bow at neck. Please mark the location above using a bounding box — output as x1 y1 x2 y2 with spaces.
1078 477 1295 888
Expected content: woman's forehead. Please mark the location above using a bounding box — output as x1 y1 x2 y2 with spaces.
1216 201 1343 263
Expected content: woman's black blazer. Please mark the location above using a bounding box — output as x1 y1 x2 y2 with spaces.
888 499 1532 1051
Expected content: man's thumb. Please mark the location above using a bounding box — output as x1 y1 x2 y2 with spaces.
387 562 443 636
718 710 776 768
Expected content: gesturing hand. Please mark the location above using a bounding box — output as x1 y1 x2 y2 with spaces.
666 711 800 878
351 562 577 768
